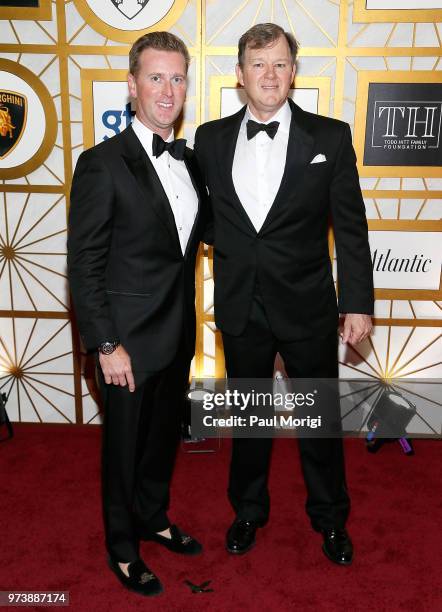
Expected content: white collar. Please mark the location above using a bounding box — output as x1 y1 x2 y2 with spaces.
244 100 291 134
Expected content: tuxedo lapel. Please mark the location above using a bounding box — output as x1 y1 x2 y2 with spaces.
217 107 257 235
121 126 182 255
259 99 315 233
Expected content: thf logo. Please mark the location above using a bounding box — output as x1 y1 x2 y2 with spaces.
372 101 442 148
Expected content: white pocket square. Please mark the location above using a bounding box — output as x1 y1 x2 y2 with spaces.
310 154 327 164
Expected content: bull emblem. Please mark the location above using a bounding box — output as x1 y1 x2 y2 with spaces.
0 106 15 138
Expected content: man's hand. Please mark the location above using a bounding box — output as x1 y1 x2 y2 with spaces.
99 345 135 392
341 313 372 346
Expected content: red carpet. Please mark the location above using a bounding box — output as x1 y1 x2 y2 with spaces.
0 424 441 611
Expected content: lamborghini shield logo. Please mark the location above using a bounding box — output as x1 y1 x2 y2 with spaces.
110 0 150 20
0 91 27 160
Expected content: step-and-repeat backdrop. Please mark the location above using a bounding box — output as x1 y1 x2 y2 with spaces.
0 0 441 424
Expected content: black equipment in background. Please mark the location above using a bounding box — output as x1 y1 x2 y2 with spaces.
366 386 416 456
0 392 13 442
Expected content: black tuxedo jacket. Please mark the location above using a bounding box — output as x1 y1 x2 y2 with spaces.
67 125 205 372
194 99 374 340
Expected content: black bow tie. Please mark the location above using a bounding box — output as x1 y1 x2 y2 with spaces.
246 120 280 140
152 133 186 161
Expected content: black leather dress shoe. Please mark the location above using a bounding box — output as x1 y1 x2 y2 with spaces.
108 557 163 596
321 528 353 565
142 524 202 556
226 519 259 554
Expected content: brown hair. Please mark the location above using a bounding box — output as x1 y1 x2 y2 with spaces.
238 23 299 67
129 31 190 75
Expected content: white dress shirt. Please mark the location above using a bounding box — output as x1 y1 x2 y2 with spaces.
132 116 198 255
232 101 291 232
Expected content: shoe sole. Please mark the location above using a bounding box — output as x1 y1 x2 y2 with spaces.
321 544 353 566
226 540 256 555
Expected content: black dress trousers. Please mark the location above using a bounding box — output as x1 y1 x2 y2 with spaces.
98 341 190 563
221 291 350 531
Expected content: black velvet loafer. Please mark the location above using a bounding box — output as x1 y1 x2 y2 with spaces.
143 524 202 555
226 519 259 554
108 557 163 596
321 528 353 565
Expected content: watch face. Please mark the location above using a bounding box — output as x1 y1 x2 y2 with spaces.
100 342 115 355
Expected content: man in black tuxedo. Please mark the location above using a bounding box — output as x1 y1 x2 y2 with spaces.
67 32 205 596
194 23 373 565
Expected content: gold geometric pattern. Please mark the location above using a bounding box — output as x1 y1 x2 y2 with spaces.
352 0 442 25
0 192 68 312
205 0 340 48
71 0 191 44
0 317 75 423
0 1 441 422
339 325 442 379
1 53 63 186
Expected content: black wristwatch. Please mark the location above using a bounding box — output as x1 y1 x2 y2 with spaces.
98 340 120 355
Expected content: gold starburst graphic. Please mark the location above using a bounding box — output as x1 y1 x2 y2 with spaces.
0 317 75 423
339 326 441 380
0 192 68 312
